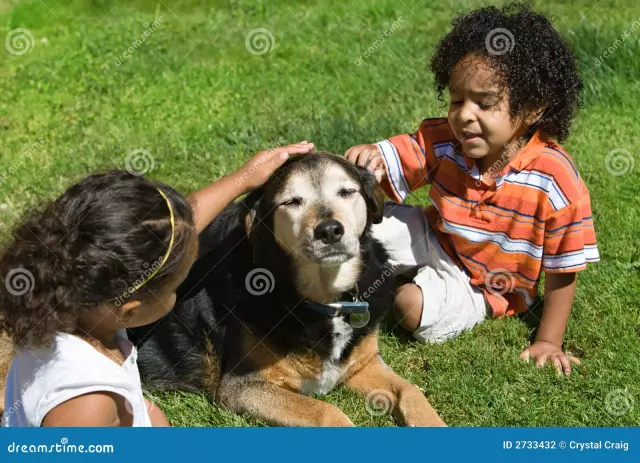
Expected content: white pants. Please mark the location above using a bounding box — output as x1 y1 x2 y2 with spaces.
371 203 488 343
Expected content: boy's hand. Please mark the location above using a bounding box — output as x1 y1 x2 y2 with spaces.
520 341 581 376
344 144 385 183
237 141 314 192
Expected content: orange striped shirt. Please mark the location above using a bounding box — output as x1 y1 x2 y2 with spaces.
377 118 599 317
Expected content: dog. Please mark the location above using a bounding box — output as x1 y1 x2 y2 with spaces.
130 152 445 427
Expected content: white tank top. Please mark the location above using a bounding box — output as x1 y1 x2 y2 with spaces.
2 330 152 427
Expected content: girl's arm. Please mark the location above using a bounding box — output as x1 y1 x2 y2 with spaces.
188 141 314 234
41 392 124 427
146 399 170 427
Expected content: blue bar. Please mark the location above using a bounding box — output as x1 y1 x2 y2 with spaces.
0 428 638 462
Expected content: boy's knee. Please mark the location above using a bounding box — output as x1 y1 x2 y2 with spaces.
393 282 423 333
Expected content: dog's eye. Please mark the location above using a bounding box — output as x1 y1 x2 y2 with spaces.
281 197 303 207
338 188 357 198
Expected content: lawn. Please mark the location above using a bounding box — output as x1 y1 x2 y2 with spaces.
1 0 639 426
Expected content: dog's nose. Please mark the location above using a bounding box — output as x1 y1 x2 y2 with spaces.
314 220 344 244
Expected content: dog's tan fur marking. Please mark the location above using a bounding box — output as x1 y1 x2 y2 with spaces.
218 330 353 426
202 337 222 399
344 332 446 427
222 380 354 427
241 331 323 391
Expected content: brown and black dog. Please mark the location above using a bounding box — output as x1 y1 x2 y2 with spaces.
129 153 445 426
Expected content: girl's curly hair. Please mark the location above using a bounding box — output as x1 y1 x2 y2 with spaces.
429 2 583 143
0 170 195 348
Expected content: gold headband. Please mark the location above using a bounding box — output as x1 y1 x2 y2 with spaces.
83 187 175 306
135 188 176 291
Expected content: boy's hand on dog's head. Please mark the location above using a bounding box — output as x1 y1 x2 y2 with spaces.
239 141 314 192
344 144 386 183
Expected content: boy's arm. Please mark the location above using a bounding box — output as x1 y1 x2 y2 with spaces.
520 272 580 375
187 142 314 234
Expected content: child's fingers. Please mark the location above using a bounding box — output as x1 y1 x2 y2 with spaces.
558 355 573 375
345 146 364 163
263 143 314 166
567 355 581 365
355 151 372 167
367 157 384 173
535 354 549 367
552 355 564 375
278 142 314 155
344 146 358 160
519 348 531 362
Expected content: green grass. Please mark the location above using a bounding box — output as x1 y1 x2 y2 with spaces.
1 0 639 426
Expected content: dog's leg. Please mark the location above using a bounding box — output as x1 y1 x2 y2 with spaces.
344 333 446 427
217 375 354 427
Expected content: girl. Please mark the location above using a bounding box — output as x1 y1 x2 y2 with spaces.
345 2 598 375
0 141 314 426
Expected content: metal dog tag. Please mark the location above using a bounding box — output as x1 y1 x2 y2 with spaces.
349 310 371 329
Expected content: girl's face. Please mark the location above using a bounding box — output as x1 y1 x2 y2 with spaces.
447 54 530 162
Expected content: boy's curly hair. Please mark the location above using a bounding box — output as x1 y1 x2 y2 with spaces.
0 170 195 348
429 2 583 143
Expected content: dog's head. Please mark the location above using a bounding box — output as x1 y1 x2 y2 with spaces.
244 152 384 266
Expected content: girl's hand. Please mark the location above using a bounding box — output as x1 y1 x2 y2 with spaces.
236 141 314 193
520 341 581 376
344 144 385 183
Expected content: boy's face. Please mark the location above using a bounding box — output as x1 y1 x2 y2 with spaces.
447 54 528 162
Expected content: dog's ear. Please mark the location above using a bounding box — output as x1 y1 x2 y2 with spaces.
242 188 264 262
356 166 385 224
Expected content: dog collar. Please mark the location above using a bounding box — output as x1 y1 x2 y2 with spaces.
307 300 370 317
307 283 369 317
